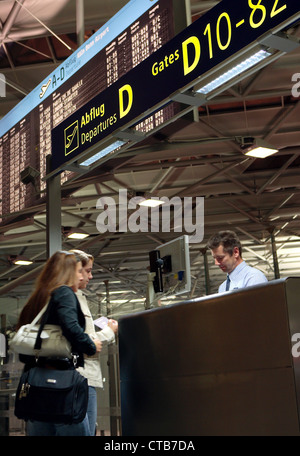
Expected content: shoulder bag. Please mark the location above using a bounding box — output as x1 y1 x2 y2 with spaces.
13 297 88 424
10 300 72 359
14 365 88 423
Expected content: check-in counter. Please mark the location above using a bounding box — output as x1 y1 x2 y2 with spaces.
119 277 300 436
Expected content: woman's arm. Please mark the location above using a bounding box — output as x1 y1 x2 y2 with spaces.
53 286 96 356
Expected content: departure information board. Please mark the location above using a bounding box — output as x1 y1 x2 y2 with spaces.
0 0 186 220
52 0 300 173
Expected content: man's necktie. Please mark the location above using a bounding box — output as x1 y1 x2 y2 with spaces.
225 275 230 291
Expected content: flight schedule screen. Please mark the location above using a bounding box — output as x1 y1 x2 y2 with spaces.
0 0 182 219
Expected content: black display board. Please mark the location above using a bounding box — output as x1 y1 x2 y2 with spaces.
51 0 299 172
0 0 183 218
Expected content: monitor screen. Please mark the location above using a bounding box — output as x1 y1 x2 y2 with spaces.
149 235 191 303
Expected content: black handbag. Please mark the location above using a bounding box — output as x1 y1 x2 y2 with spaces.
14 366 88 424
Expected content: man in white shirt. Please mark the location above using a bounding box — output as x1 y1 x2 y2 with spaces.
207 230 268 293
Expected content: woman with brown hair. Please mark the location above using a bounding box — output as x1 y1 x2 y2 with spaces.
16 250 101 436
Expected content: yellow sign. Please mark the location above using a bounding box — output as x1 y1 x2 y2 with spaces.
52 0 298 171
64 120 79 156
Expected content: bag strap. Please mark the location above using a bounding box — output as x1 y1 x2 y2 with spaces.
34 298 52 351
28 304 49 328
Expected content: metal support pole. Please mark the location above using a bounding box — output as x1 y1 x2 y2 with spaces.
103 279 120 435
104 280 111 316
107 343 121 436
46 155 62 257
0 314 6 360
201 248 211 295
76 0 85 46
269 229 280 279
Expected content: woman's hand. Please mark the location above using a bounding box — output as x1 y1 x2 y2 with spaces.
107 319 118 334
93 338 102 352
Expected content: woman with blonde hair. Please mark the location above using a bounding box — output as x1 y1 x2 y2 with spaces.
69 249 118 435
16 250 101 436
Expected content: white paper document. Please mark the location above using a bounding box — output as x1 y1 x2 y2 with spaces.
93 316 109 329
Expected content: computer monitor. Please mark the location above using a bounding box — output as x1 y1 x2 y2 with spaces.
148 235 191 305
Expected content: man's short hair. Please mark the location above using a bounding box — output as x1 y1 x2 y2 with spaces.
207 230 242 256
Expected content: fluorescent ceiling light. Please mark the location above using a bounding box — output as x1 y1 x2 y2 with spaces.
10 255 33 265
66 228 89 240
139 199 165 207
242 138 279 158
244 146 278 158
80 140 126 166
196 50 272 95
14 259 33 265
67 232 89 240
135 193 166 207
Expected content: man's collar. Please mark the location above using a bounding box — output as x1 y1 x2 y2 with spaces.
229 260 246 279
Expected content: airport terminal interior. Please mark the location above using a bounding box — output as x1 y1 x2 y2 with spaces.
0 0 300 436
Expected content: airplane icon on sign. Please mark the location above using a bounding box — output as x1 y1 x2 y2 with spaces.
64 120 79 156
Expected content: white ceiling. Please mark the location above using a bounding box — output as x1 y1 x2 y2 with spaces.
0 0 300 328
